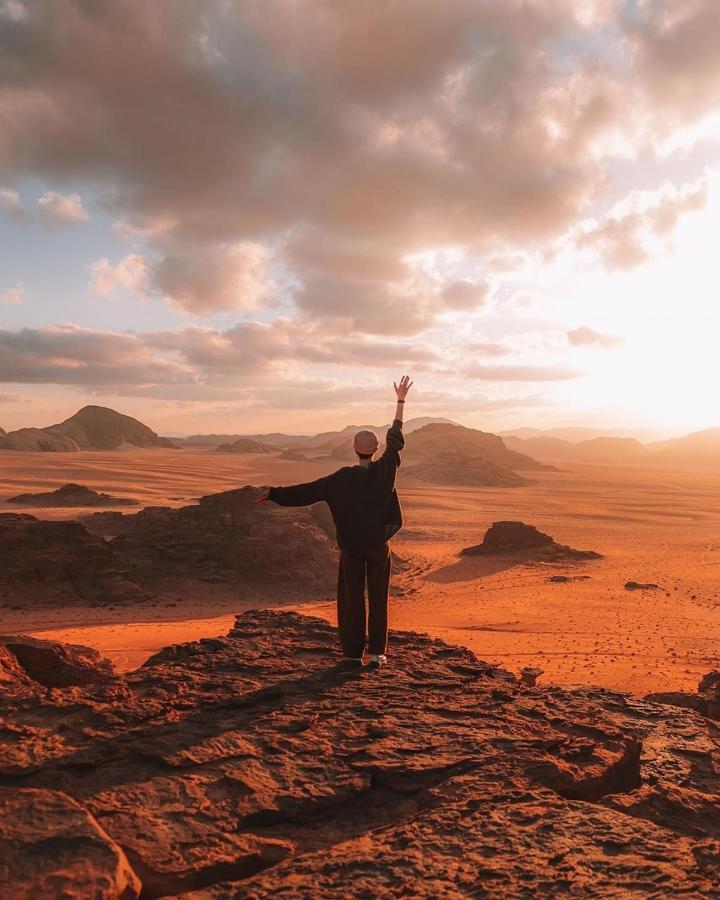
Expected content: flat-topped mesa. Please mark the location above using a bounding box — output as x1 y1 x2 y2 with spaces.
2 610 720 898
461 520 603 561
6 482 139 507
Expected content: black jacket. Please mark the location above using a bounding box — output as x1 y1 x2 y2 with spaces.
268 419 404 557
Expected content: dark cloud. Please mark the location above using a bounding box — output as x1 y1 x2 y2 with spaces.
626 1 720 120
0 0 647 322
0 325 192 387
567 326 621 348
0 322 438 395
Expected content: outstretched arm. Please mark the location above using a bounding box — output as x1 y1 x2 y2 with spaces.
254 475 331 506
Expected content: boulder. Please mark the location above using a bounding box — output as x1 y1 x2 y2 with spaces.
625 581 659 591
2 610 720 897
462 521 603 561
0 788 140 900
7 482 139 507
0 635 115 687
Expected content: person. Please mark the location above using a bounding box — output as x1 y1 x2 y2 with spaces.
255 375 413 670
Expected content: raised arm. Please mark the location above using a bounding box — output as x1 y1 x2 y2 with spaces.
382 374 413 463
393 374 412 425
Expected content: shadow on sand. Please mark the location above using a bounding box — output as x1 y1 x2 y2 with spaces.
425 552 531 584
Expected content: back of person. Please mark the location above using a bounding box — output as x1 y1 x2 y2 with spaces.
257 375 413 670
326 433 402 556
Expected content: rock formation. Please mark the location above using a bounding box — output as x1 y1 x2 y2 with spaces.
461 521 603 561
215 438 273 453
6 482 139 507
625 581 659 591
403 452 527 486
279 449 310 461
0 513 145 607
1 610 720 897
1 488 339 609
0 405 176 451
405 422 553 471
646 671 720 721
108 487 337 594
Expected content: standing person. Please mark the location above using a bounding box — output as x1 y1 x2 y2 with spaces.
255 375 413 669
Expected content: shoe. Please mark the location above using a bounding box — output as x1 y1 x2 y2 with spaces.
339 657 363 668
367 654 387 670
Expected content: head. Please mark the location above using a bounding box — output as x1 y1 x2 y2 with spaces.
353 429 379 462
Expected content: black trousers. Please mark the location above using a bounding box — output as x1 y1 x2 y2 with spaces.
336 543 391 657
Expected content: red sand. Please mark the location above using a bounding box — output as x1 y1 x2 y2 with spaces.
2 448 720 694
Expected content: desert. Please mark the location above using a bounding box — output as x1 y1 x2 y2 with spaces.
4 2 720 894
2 415 720 692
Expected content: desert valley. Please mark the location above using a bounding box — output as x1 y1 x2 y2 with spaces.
2 405 720 694
4 405 720 896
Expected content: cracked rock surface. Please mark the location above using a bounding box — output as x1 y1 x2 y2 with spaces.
1 610 719 897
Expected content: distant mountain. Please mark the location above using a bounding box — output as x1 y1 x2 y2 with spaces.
573 437 645 462
405 423 553 471
0 425 5 435
500 426 643 443
0 406 176 452
180 417 456 450
215 438 273 454
403 453 528 487
645 428 720 467
503 435 577 460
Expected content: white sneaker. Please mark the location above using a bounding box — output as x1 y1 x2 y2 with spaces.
367 654 387 670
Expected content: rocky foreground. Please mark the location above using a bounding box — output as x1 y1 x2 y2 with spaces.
2 611 720 897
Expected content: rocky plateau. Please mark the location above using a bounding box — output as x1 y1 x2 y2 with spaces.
1 610 720 897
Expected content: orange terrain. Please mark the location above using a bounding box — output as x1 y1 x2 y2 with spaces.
1 448 719 694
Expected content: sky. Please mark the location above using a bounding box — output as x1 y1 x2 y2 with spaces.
1 0 719 437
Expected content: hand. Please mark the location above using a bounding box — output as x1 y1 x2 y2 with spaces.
394 374 413 400
254 486 271 505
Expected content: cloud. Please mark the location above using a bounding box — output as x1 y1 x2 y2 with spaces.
567 326 621 348
0 188 22 217
467 342 512 357
626 1 720 121
464 364 582 381
0 0 658 322
1 285 24 304
441 280 490 311
89 254 148 298
573 178 708 269
0 188 88 225
0 324 193 387
0 321 438 397
151 242 270 315
36 191 87 224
